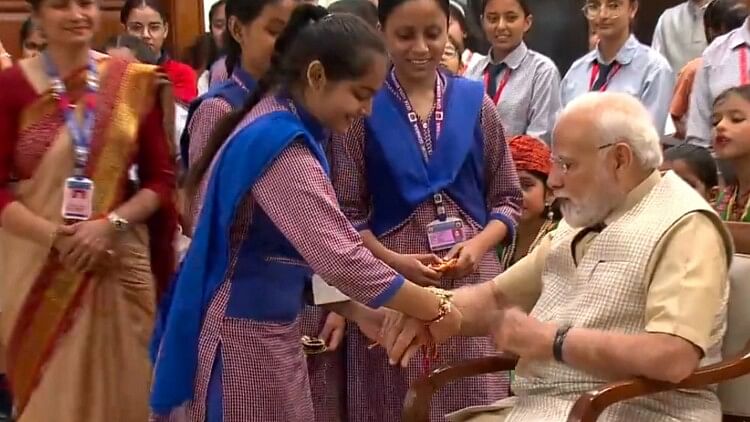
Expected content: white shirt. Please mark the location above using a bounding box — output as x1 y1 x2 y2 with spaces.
652 1 708 73
463 42 562 143
687 19 750 147
562 35 675 135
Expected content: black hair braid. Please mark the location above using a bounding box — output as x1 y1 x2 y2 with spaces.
223 29 241 77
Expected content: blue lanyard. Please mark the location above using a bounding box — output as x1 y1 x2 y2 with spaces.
43 51 99 176
385 69 449 220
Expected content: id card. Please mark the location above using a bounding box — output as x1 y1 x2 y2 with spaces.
426 217 465 252
62 176 94 221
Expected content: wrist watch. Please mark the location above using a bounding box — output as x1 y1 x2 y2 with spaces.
107 212 130 232
553 324 573 363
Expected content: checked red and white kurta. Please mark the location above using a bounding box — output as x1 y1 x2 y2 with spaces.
153 96 402 422
330 73 522 421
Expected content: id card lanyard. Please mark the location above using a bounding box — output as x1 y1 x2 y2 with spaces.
738 47 750 85
588 61 622 92
44 51 99 177
483 66 512 105
45 51 99 221
387 70 448 221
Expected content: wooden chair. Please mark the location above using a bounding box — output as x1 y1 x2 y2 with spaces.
403 254 750 422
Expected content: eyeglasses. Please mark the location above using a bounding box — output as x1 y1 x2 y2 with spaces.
581 1 626 20
126 22 166 36
551 143 617 175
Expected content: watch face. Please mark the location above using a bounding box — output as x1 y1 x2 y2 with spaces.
109 215 127 231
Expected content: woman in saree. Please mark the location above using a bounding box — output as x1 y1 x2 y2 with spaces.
0 0 177 420
150 6 464 421
121 0 198 105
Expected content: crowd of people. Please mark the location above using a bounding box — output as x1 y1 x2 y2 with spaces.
0 0 748 421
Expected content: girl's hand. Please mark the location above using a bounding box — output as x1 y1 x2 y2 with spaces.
389 253 443 286
318 312 346 351
442 241 483 279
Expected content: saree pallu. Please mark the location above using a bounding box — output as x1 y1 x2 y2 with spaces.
0 59 176 421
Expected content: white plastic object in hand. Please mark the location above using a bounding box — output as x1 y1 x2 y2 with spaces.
312 274 350 305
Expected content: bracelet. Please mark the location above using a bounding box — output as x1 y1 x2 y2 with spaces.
424 287 454 325
553 324 573 363
0 52 11 60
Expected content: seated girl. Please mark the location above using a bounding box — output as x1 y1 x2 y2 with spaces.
710 85 750 253
660 143 718 200
498 135 559 268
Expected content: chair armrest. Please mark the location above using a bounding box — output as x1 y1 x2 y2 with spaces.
567 342 750 422
403 353 518 422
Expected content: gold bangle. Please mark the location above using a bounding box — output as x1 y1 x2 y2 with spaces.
424 287 454 325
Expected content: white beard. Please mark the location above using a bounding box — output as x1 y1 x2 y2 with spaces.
557 173 626 229
560 197 613 228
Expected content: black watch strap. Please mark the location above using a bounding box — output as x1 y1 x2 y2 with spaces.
553 325 573 363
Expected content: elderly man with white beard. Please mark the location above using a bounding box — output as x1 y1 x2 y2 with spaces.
381 92 734 422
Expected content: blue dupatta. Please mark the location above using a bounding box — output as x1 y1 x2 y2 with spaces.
363 74 487 236
150 109 328 413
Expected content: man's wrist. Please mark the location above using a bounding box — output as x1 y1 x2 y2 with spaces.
553 325 573 363
107 212 130 232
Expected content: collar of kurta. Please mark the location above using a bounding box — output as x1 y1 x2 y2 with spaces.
729 18 750 50
589 34 639 66
602 170 661 225
230 66 257 93
486 41 529 71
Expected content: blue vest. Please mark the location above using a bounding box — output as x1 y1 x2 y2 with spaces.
180 67 256 168
150 104 328 413
364 75 487 237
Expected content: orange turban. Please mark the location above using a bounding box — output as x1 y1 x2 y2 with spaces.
509 135 551 176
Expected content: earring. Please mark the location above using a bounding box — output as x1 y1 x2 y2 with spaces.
545 202 554 220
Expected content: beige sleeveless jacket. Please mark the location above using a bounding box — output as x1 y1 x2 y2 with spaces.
506 172 733 422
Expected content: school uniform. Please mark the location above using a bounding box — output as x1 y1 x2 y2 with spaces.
464 42 562 143
687 19 750 147
561 34 675 134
